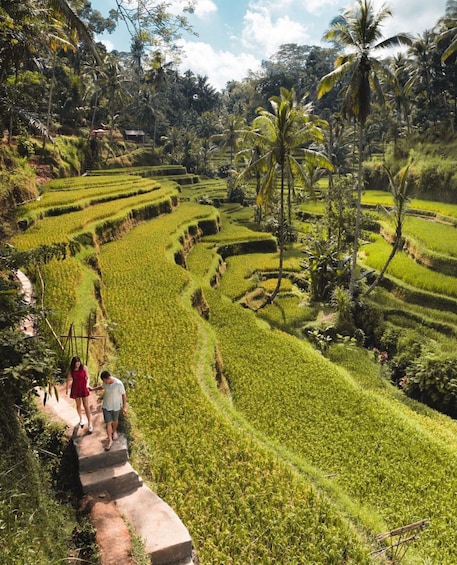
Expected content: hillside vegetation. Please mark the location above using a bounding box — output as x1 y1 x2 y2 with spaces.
9 161 457 564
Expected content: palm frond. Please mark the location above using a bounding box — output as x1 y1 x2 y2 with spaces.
317 61 354 98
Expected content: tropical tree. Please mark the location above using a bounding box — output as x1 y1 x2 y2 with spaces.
365 163 412 296
0 0 101 142
195 137 218 176
211 114 246 165
438 0 457 63
386 53 413 139
317 0 412 298
405 30 445 128
95 53 131 139
239 87 332 304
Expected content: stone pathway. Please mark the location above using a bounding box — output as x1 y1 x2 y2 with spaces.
18 267 194 564
40 384 193 565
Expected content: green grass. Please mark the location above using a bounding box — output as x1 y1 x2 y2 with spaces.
361 190 457 220
23 176 160 216
362 234 457 299
14 168 457 564
0 403 77 565
13 183 178 249
98 202 370 564
402 216 457 257
205 288 457 563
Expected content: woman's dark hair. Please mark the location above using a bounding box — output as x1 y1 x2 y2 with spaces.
69 356 82 372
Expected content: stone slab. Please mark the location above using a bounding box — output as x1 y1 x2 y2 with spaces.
115 484 193 565
80 461 143 496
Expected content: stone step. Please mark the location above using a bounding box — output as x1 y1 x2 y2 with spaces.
115 484 193 565
80 461 143 497
74 432 129 472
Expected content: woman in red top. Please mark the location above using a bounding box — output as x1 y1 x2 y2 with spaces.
66 356 93 433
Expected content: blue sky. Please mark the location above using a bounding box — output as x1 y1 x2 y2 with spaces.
91 0 448 91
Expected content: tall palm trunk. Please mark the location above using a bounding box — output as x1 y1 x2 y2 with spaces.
364 229 401 296
268 163 285 304
44 54 57 149
326 118 334 241
349 120 364 298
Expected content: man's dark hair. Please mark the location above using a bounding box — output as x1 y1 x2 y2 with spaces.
100 370 111 380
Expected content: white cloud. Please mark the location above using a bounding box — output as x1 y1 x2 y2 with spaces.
380 0 446 40
241 6 309 56
177 39 261 91
250 0 340 18
194 0 218 18
99 38 115 52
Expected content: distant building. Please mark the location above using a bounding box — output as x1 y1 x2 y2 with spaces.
89 128 110 138
124 130 145 143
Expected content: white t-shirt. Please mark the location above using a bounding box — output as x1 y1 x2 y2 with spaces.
102 377 125 411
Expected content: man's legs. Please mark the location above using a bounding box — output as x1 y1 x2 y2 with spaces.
103 408 114 450
112 417 119 440
105 421 113 449
103 409 119 449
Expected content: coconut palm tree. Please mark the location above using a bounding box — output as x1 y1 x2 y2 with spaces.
387 53 412 137
317 0 412 298
365 163 412 296
211 114 246 165
438 0 457 63
405 31 439 113
240 87 332 304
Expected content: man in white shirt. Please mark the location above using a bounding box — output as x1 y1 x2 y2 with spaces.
90 370 127 451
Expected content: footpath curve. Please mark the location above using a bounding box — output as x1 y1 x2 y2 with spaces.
17 270 194 564
39 384 194 565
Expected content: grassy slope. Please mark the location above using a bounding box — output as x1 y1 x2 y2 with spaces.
98 203 370 564
205 288 457 563
0 402 76 565
12 169 457 563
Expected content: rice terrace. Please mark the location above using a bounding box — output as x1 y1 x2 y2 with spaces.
7 160 457 564
2 0 457 564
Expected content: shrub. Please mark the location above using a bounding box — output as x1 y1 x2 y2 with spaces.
353 298 385 347
403 349 457 416
363 160 389 190
388 329 428 386
17 136 35 158
331 286 355 336
378 325 402 357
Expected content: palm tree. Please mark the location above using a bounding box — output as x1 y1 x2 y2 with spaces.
211 114 246 165
365 164 412 296
317 0 412 298
387 53 412 138
95 54 131 140
405 31 439 113
240 87 332 304
47 0 102 65
438 0 457 63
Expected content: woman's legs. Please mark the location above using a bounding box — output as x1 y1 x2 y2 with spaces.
75 397 83 424
82 396 92 429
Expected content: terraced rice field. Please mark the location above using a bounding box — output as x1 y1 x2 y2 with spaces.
12 167 457 564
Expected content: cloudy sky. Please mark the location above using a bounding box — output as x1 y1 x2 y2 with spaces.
91 0 448 91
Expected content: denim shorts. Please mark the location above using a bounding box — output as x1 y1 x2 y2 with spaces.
103 408 120 423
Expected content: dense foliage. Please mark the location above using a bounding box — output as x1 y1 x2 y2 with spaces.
4 165 455 562
2 0 457 561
